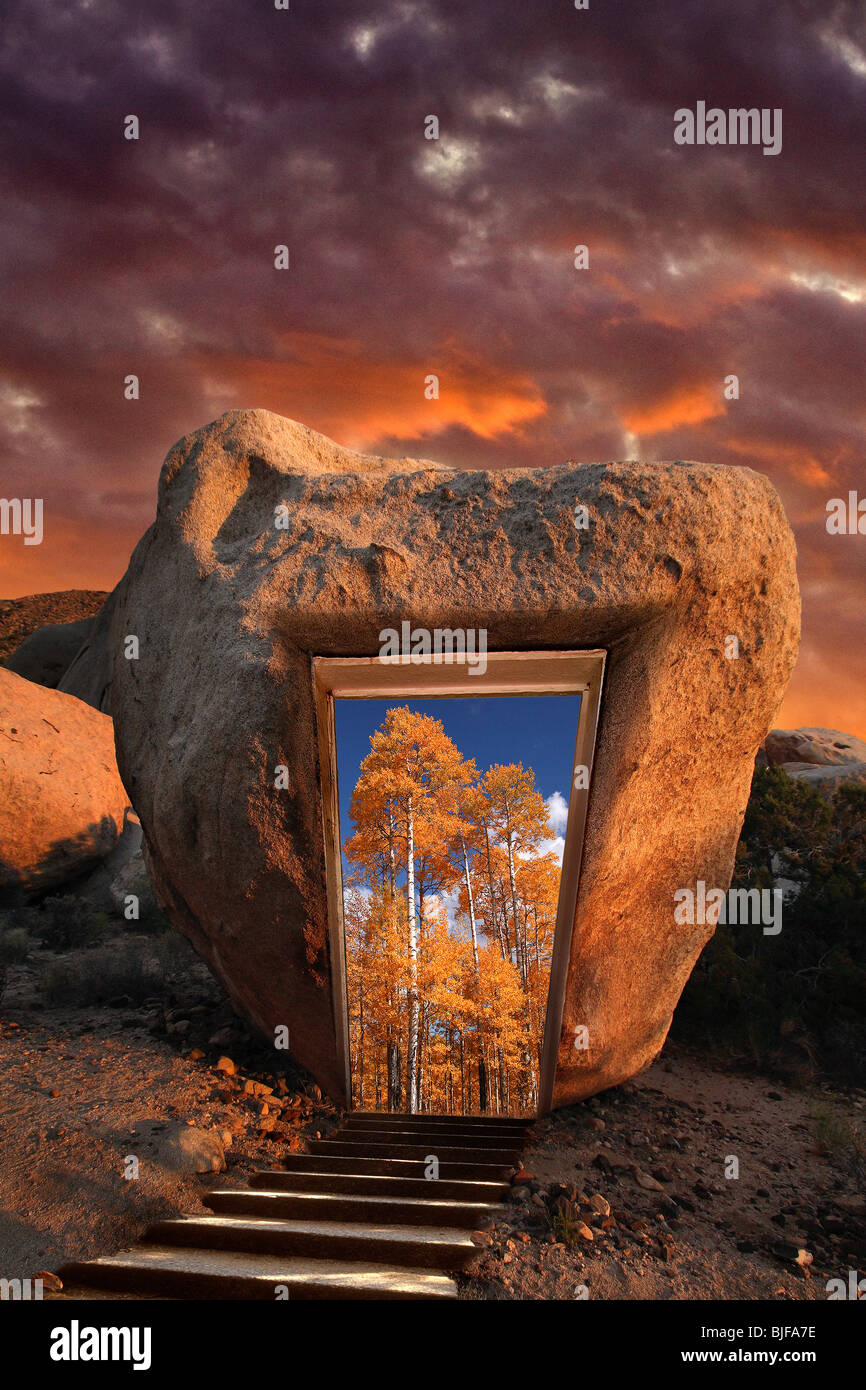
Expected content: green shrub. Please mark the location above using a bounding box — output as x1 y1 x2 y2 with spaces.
0 927 31 965
673 766 866 1085
544 1196 584 1246
0 903 41 937
149 931 199 976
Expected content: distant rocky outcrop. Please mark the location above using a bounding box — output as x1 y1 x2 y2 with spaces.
5 617 95 689
104 408 800 1107
763 727 866 794
0 668 131 901
0 591 107 666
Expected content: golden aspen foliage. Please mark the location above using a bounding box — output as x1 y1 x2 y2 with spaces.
344 710 564 1115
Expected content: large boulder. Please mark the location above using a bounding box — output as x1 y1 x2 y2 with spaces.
764 726 866 768
104 409 800 1107
786 763 866 794
5 616 95 689
0 668 131 901
764 727 866 768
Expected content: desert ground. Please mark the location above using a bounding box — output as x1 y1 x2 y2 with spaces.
1 920 862 1301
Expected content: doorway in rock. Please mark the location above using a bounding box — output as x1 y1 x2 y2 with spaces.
313 652 605 1118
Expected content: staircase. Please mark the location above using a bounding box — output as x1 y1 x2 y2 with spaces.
59 1111 530 1300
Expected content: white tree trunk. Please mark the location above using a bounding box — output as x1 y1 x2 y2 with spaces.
406 792 419 1113
461 834 479 976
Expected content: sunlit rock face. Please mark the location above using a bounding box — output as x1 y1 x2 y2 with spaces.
101 409 799 1106
0 667 130 901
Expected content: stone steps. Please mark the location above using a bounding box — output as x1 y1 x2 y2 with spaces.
338 1124 526 1148
309 1138 521 1163
148 1213 479 1269
58 1112 527 1299
278 1151 515 1180
347 1111 530 1129
60 1246 458 1301
205 1185 501 1228
248 1168 510 1202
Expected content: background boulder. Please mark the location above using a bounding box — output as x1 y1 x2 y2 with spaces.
763 726 866 794
69 810 146 916
764 727 866 768
5 617 95 689
0 668 131 901
58 594 118 713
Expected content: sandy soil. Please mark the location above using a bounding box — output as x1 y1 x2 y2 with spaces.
0 930 338 1284
461 1048 866 1300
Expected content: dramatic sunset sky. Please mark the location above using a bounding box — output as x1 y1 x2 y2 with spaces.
1 1 864 732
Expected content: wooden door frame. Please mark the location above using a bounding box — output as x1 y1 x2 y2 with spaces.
312 649 606 1115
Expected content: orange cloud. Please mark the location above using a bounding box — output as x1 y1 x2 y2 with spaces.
621 383 725 435
726 436 835 488
0 514 138 600
193 334 547 450
766 225 866 286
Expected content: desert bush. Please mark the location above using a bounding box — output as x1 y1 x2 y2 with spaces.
810 1102 866 1188
673 766 866 1085
44 944 164 1007
0 925 31 1002
0 926 31 964
457 1279 486 1300
149 930 204 980
0 902 41 935
544 1196 584 1246
26 894 110 951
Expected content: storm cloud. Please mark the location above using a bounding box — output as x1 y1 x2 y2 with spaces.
1 0 864 729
